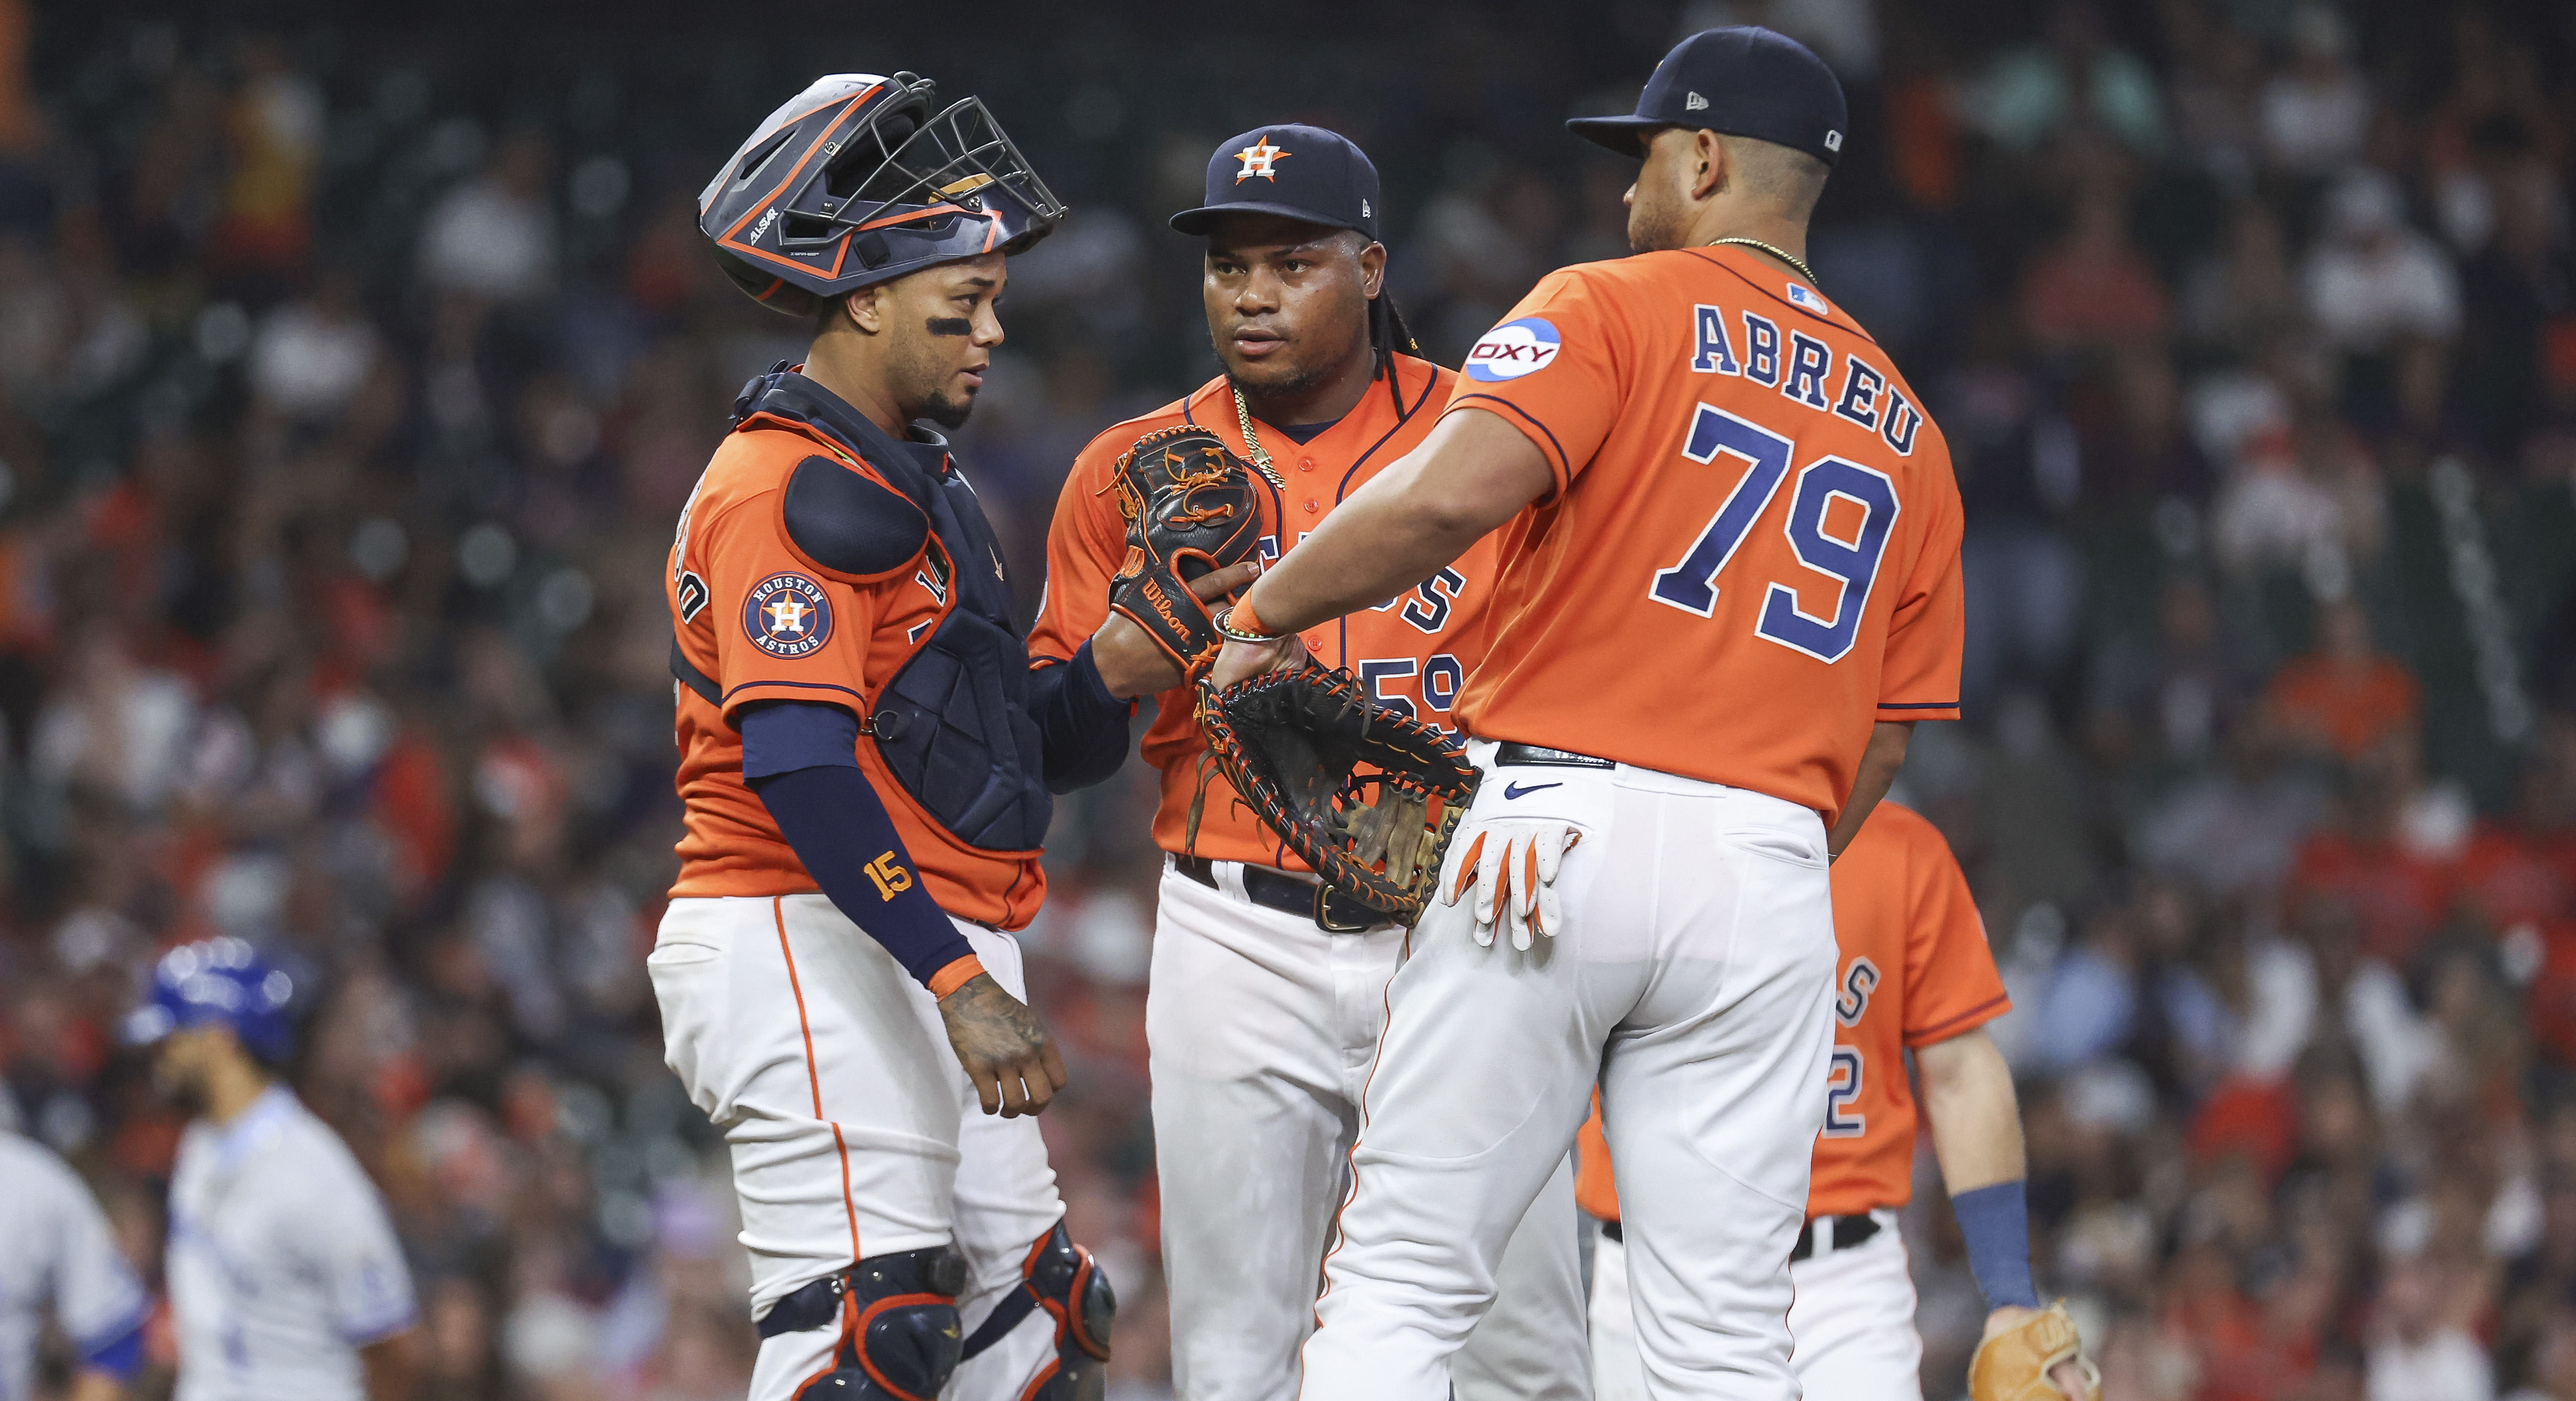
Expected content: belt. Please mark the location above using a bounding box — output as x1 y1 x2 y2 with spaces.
1494 742 1613 769
1598 1211 1879 1261
1790 1212 1881 1261
1174 855 1393 933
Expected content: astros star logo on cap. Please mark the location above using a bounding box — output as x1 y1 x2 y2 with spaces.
1234 136 1290 183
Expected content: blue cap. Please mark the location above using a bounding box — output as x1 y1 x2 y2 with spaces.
125 937 297 1065
1169 124 1380 239
1567 27 1848 167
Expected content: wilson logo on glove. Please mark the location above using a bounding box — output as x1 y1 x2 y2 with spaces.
1101 426 1274 682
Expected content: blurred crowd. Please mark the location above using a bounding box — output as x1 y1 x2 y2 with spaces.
0 0 2573 1398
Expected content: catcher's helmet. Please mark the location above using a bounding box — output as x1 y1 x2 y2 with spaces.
700 72 1065 317
123 936 298 1065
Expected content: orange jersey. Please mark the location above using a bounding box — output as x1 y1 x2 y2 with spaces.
1029 356 1498 870
666 414 1043 929
1577 800 2008 1221
1446 246 1965 824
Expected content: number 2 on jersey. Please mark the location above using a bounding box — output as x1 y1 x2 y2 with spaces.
1822 1046 1865 1138
1649 403 1898 664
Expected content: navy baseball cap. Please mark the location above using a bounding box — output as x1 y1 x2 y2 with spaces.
1567 27 1848 167
1170 124 1381 239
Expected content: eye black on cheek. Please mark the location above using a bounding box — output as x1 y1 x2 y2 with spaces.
925 317 973 336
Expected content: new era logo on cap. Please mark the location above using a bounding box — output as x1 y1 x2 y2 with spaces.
1825 130 1843 151
1685 92 1709 110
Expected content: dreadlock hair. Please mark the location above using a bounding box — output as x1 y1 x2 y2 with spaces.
1367 287 1421 419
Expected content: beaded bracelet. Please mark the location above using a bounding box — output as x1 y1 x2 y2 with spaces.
1213 603 1288 645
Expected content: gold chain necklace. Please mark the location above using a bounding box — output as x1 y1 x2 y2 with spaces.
1706 236 1818 288
1230 385 1288 489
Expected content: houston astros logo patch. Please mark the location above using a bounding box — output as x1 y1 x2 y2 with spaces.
1464 318 1562 381
743 573 832 658
1234 136 1290 182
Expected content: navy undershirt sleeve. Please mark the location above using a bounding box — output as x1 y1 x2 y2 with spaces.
1950 1179 2041 1309
740 698 860 779
743 703 975 988
1029 641 1133 794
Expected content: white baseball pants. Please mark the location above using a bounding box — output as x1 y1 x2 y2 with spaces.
650 894 1066 1401
1299 743 1838 1401
1590 1215 1923 1401
1150 860 1591 1401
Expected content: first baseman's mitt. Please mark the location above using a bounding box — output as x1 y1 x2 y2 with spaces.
1968 1301 2101 1401
1099 426 1274 681
1196 666 1479 928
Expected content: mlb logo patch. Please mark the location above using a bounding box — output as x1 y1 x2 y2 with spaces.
743 572 833 658
1786 283 1831 317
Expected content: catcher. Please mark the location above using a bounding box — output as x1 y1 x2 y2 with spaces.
1576 800 2097 1401
1027 125 1589 1401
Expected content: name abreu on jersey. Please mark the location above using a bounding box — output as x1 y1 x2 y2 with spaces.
1681 301 1922 458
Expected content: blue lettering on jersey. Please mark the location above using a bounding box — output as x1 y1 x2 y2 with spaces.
1879 386 1923 457
1781 332 1833 409
1832 356 1886 431
1739 312 1781 386
1691 305 1742 375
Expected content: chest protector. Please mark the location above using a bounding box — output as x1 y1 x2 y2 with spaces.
729 369 1052 853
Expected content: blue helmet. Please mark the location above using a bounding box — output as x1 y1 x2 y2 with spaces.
125 937 298 1065
698 71 1065 317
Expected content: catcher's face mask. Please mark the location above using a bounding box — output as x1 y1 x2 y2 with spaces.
700 71 1066 317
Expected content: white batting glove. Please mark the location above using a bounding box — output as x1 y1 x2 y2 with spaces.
1442 822 1582 950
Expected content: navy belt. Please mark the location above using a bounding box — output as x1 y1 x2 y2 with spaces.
1494 743 1613 769
1174 855 1392 933
1599 1211 1878 1261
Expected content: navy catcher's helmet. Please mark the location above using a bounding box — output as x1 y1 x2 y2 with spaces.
700 72 1065 317
124 937 297 1066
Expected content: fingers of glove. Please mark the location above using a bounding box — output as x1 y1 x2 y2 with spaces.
1534 869 1563 940
1504 840 1535 927
1445 832 1488 908
1472 830 1507 927
1536 825 1575 886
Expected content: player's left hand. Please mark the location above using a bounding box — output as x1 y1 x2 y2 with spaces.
1975 1305 2098 1401
939 974 1070 1117
1208 633 1308 692
1093 559 1266 699
1442 821 1582 950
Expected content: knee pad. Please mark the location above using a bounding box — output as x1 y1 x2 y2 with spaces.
790 1245 970 1401
959 1219 1117 1401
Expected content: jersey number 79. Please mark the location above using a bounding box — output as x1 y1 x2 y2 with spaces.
1649 403 1898 664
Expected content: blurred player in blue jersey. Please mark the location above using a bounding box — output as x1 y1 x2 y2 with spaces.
0 1092 148 1401
126 938 419 1401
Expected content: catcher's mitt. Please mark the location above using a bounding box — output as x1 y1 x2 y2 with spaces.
1196 665 1479 929
1099 426 1274 681
1968 1301 2100 1401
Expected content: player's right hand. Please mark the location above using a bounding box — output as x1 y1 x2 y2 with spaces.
938 974 1069 1117
1442 822 1582 950
1091 559 1266 699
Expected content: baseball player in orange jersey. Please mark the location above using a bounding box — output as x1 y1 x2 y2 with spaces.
1208 28 1965 1400
657 75 1126 1401
1579 801 2091 1400
1028 125 1589 1401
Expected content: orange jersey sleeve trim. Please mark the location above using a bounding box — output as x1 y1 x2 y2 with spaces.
927 955 986 999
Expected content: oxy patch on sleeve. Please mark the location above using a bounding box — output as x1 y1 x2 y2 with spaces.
782 455 930 582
